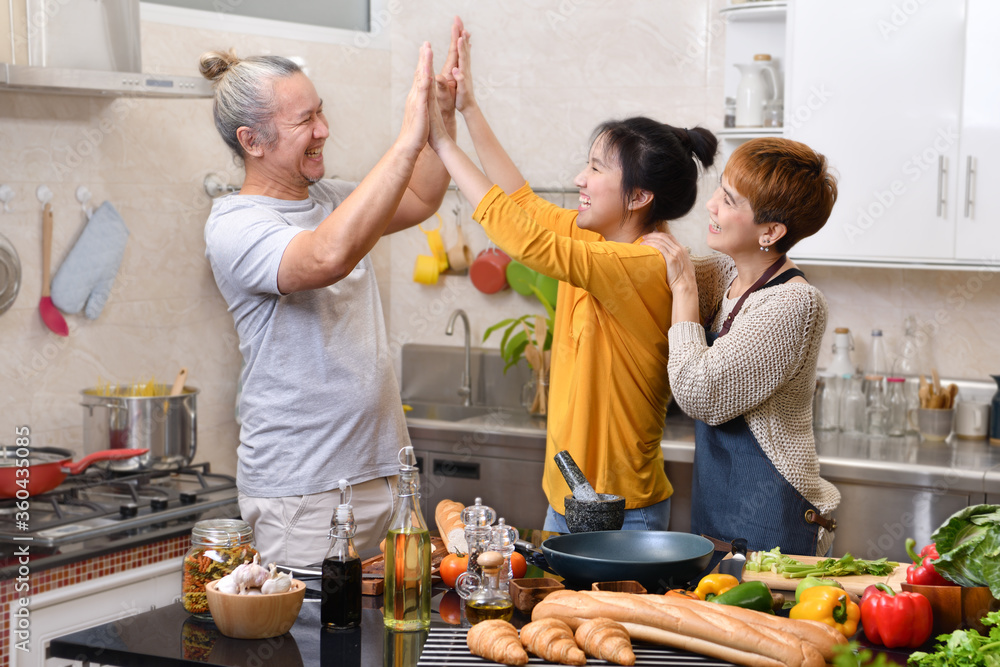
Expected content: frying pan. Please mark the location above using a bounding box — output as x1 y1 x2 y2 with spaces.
0 446 148 498
517 531 715 593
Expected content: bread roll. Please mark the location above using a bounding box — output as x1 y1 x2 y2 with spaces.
434 499 467 553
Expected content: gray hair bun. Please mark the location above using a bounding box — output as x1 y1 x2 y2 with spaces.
199 49 240 83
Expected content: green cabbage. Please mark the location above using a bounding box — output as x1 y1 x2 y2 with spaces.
930 504 1000 598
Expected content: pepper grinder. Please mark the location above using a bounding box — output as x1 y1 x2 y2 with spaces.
455 498 496 599
489 518 519 587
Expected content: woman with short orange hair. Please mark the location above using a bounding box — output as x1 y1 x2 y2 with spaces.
644 138 841 556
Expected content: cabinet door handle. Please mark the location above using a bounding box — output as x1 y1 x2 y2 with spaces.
937 155 948 218
432 459 480 479
964 155 976 218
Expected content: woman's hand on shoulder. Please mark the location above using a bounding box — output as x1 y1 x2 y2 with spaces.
642 231 696 292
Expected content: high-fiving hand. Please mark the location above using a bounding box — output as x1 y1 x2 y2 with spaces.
434 16 463 119
398 42 433 154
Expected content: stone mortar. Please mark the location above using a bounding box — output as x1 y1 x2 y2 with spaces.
564 493 626 533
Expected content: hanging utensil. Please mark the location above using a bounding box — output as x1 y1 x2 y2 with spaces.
0 230 21 316
39 203 68 336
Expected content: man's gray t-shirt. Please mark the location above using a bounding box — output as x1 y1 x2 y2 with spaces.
204 179 407 497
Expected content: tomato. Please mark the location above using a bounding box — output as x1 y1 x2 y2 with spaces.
437 590 463 625
439 553 469 589
510 552 527 579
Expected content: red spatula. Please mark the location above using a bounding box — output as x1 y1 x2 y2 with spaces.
39 203 68 336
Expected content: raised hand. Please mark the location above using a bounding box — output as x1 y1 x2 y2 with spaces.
434 16 462 119
453 31 476 113
398 42 433 154
427 47 454 153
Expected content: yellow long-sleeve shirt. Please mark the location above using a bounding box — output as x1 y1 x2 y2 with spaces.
473 183 673 513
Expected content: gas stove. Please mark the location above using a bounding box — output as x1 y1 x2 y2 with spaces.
0 463 239 570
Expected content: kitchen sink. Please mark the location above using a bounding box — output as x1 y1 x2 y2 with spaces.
403 401 498 422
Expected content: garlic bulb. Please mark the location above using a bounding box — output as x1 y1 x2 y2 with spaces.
261 563 292 595
231 553 269 593
215 573 239 595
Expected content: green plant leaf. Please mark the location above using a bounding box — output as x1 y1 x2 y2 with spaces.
483 318 517 342
502 334 529 373
528 284 556 321
499 316 529 357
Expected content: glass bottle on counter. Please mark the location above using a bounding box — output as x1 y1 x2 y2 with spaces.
828 327 857 378
865 374 888 437
489 518 520 587
182 519 257 619
839 374 867 434
463 551 514 624
322 479 361 629
384 446 432 631
814 374 840 431
886 377 909 437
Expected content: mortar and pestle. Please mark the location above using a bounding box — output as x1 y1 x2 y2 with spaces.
554 450 626 533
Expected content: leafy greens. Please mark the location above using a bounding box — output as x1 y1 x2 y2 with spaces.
907 610 1000 667
931 504 1000 598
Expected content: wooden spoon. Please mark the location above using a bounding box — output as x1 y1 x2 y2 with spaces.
918 375 930 409
946 383 959 410
170 368 188 396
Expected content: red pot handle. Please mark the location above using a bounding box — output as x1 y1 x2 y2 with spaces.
62 449 149 475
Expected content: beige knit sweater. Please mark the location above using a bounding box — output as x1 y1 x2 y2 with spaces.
667 254 841 555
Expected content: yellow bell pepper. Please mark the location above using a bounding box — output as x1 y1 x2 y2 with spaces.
789 585 860 638
693 573 740 601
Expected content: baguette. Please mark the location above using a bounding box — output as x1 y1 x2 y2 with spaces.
434 499 467 554
533 590 825 667
639 592 847 661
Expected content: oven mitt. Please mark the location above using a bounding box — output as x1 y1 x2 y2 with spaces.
50 201 129 320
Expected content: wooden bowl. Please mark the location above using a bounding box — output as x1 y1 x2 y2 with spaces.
205 579 306 639
509 577 565 613
591 580 648 594
901 583 1000 635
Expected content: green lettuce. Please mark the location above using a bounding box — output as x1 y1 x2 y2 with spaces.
930 504 1000 597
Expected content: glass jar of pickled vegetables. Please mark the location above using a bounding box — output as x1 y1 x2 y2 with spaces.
181 519 257 618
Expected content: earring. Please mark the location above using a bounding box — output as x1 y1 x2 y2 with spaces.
760 246 770 252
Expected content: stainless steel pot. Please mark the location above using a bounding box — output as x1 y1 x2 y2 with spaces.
81 385 197 471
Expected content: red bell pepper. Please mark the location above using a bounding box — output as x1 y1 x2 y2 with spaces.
905 538 955 586
860 583 933 649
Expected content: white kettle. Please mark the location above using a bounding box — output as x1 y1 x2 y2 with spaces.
734 54 780 128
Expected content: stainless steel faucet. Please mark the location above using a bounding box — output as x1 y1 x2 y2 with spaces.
445 309 473 406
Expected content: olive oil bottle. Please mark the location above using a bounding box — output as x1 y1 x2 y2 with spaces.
464 551 513 624
383 447 432 630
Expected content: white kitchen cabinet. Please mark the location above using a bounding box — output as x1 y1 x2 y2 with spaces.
9 558 182 667
716 2 790 162
954 0 1000 262
785 1 967 263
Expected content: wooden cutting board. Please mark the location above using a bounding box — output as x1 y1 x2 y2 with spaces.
740 554 907 597
361 536 447 595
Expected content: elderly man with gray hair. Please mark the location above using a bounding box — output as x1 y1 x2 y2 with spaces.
199 24 461 566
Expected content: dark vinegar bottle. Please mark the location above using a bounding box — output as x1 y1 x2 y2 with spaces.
321 481 362 629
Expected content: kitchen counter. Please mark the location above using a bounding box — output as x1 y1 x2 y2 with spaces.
408 408 1000 561
407 408 1000 494
49 577 910 667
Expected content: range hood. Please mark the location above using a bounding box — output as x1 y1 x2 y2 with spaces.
0 0 212 98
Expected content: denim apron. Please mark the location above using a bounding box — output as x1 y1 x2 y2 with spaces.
689 264 824 555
